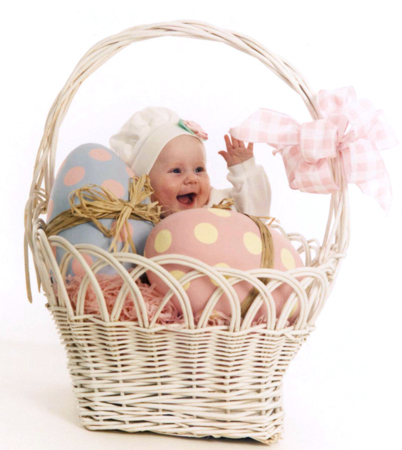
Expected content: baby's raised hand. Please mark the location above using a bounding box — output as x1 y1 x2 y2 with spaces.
218 135 254 167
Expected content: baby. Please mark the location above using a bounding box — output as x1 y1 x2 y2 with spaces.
110 107 271 218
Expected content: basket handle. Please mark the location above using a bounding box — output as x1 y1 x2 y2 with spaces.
29 20 325 200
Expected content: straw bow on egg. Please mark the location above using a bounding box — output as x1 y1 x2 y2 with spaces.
45 174 161 253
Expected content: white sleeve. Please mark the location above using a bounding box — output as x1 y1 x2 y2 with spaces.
222 157 271 216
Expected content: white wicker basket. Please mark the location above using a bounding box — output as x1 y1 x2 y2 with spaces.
24 20 349 445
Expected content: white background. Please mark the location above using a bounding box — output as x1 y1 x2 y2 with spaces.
1 1 401 449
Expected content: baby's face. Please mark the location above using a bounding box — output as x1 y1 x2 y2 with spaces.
149 135 211 217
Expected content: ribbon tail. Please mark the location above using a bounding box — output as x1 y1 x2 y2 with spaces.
357 170 392 213
277 145 339 193
367 111 399 151
342 139 387 185
280 146 300 189
294 158 340 193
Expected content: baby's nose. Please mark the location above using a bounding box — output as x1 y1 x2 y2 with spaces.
185 172 198 184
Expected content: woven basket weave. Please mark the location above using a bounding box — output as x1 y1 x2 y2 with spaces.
24 20 349 445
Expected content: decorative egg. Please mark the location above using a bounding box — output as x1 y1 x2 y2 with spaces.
144 208 303 323
47 143 154 276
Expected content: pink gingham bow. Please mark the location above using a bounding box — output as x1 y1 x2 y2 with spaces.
229 87 398 212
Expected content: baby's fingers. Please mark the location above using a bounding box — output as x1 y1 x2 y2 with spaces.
247 142 254 150
231 136 242 149
237 139 246 148
224 134 233 151
218 150 231 165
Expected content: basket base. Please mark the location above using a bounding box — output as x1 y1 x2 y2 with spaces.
49 306 311 446
82 421 283 445
77 396 286 444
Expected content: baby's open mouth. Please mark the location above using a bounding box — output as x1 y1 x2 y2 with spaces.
177 193 196 205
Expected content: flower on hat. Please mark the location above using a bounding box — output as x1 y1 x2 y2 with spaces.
178 119 208 141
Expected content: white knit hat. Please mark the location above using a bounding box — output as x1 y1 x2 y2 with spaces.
110 107 207 176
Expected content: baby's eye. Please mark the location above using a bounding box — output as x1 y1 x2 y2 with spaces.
195 167 205 173
172 168 181 174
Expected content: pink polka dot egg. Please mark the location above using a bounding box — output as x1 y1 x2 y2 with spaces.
145 208 303 323
47 143 154 277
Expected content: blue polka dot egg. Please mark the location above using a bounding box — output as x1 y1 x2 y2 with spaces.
47 143 155 277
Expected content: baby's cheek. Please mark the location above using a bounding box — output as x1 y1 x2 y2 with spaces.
153 181 177 206
201 178 212 204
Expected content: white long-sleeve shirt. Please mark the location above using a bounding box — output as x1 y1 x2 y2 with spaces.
205 157 271 217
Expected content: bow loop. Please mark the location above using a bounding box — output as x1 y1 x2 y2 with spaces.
229 86 398 213
230 109 300 147
340 98 378 140
317 86 356 117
